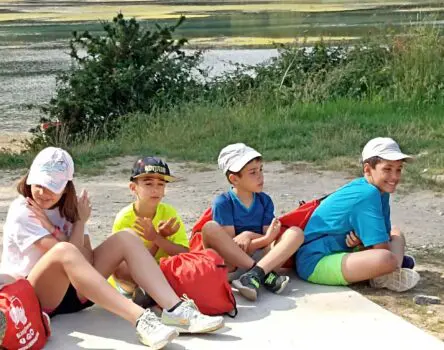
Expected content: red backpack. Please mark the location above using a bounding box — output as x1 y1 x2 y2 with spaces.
160 249 237 317
189 196 327 268
0 279 51 350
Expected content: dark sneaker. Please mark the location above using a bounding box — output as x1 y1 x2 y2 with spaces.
232 271 261 301
263 271 290 294
402 255 416 269
132 287 155 308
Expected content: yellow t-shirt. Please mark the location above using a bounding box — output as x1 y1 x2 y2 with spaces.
112 202 189 263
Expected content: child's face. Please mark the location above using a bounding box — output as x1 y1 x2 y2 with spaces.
31 184 64 209
230 159 264 193
130 175 166 204
364 159 404 193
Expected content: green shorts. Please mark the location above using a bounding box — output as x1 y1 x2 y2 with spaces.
307 253 349 286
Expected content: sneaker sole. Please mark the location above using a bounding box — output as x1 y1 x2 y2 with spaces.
139 329 179 350
232 279 258 301
272 276 290 295
174 320 225 334
370 268 420 292
384 269 420 292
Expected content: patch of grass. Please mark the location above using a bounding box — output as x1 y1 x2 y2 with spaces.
189 36 360 48
2 99 443 188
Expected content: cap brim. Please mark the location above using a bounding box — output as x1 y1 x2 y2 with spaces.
27 172 67 194
379 152 414 162
132 173 176 182
227 150 262 173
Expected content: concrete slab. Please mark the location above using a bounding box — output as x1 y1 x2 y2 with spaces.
46 276 444 350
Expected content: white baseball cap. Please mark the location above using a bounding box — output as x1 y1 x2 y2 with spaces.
27 147 75 194
218 143 262 174
362 137 413 162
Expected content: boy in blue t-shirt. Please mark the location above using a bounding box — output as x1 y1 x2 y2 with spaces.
296 137 420 292
202 143 304 301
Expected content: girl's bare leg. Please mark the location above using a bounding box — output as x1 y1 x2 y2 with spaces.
27 242 144 325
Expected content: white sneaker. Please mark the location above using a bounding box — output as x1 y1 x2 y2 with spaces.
136 309 179 349
369 268 420 292
161 296 225 333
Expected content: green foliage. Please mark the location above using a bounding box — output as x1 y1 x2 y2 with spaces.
38 13 202 142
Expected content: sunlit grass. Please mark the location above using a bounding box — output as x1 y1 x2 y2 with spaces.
189 35 359 47
0 3 386 23
397 7 444 13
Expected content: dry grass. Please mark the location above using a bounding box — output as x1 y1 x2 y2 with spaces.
189 35 359 47
0 3 386 23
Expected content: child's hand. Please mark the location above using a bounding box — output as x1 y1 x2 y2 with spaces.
134 217 157 241
77 189 92 224
26 197 55 233
265 218 281 243
158 218 180 237
345 232 362 248
233 233 251 252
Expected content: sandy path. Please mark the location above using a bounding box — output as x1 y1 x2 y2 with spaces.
0 158 443 249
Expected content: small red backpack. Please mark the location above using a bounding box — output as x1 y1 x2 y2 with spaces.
160 249 237 317
0 279 51 350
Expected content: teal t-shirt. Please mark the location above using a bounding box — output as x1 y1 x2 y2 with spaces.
296 177 391 280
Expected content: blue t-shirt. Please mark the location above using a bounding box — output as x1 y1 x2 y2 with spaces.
212 190 274 235
296 177 391 280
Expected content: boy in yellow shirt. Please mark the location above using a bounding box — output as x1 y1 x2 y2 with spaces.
109 157 189 299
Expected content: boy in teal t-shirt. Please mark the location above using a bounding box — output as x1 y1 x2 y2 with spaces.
296 137 420 292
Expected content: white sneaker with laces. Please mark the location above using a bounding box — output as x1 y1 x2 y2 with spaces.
136 309 179 349
369 268 420 292
161 296 225 333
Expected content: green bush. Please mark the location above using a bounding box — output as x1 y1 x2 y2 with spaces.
38 13 203 142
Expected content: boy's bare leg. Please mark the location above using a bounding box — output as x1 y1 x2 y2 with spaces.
389 227 405 267
342 249 398 283
92 230 181 310
113 262 137 293
201 221 255 269
256 227 304 274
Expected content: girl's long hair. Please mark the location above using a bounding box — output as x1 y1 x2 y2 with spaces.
17 173 79 223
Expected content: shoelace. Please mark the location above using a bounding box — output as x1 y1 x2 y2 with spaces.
178 295 201 320
264 272 277 285
244 273 261 288
138 309 162 333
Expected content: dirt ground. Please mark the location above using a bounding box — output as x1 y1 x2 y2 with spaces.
0 157 443 340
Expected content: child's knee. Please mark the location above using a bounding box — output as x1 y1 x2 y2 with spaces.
378 251 398 272
52 242 83 265
113 229 141 243
53 242 79 257
201 221 221 237
390 226 405 242
282 226 304 245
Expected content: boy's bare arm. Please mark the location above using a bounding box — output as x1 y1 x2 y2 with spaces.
153 235 188 256
148 243 159 257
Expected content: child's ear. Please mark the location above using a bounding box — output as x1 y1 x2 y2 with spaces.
129 181 137 194
228 173 238 185
363 163 372 177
